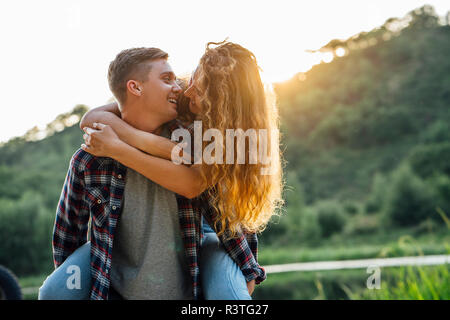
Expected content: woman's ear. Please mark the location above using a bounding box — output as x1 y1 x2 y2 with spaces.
126 80 143 97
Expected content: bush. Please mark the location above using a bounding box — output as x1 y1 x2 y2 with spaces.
314 200 347 238
383 164 436 227
343 213 380 236
299 208 322 245
420 120 450 144
259 214 289 247
343 201 360 215
365 173 388 214
260 171 305 246
427 174 450 218
0 192 54 276
407 142 450 178
413 217 441 235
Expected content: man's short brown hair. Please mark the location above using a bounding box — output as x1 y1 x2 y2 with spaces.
108 47 168 105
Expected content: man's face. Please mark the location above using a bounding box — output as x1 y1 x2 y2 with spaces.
123 59 181 131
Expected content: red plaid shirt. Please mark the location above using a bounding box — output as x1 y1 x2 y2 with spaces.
52 120 266 300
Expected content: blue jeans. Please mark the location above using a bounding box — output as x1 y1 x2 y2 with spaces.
38 241 92 300
199 216 251 300
38 217 251 300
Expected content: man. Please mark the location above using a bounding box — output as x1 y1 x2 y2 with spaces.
49 47 265 300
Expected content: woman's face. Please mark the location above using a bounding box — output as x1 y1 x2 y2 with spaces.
184 71 202 115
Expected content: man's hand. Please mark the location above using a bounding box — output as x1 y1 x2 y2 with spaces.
247 279 255 296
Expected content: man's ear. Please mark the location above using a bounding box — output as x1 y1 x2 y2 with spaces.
127 80 143 97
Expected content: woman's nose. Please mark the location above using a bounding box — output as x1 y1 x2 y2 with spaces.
183 86 192 97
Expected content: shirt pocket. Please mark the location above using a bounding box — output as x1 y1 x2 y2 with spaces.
86 186 111 227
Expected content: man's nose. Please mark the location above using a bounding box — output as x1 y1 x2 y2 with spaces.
173 82 182 94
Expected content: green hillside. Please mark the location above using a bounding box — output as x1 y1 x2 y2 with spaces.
261 5 450 246
276 5 450 203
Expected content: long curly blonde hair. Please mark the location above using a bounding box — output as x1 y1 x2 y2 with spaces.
195 41 284 239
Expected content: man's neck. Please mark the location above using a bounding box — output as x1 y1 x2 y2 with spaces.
120 103 164 136
152 125 163 136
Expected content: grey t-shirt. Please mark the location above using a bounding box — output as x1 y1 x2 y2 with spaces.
110 125 193 300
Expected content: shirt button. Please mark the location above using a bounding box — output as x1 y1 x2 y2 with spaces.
97 199 102 204
118 174 122 179
112 206 117 210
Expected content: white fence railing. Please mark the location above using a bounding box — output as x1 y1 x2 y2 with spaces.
263 254 450 274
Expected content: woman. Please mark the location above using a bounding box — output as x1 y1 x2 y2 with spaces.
40 41 284 300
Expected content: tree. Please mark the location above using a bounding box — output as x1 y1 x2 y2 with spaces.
406 5 439 30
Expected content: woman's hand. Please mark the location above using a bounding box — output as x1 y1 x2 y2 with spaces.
247 279 255 296
81 122 124 158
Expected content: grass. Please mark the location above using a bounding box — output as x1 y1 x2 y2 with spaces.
253 264 450 300
348 264 450 300
255 220 450 300
258 226 450 266
18 274 48 288
17 274 47 300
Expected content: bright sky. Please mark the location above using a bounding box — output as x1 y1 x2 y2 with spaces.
0 0 448 143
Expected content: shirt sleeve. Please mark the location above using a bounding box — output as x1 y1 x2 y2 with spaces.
52 152 90 268
244 232 266 282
